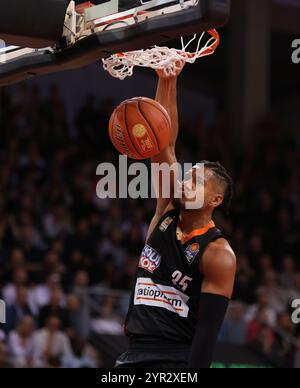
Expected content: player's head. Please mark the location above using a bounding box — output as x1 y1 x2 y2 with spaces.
173 161 233 213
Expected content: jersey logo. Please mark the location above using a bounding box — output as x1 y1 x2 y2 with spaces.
138 245 162 273
159 216 173 233
134 277 190 318
184 243 200 264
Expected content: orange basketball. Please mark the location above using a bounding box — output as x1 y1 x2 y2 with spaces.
109 97 171 160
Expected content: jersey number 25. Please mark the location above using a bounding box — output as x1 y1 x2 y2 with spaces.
172 270 193 292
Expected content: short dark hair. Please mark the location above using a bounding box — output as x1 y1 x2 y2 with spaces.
200 160 233 213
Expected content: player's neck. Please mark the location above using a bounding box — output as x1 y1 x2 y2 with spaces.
179 209 213 235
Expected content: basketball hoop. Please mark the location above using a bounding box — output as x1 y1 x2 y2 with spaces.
102 29 220 80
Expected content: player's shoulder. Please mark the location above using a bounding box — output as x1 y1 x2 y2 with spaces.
203 238 236 272
208 237 233 252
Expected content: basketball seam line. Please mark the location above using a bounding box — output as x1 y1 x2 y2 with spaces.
124 102 144 159
141 99 171 127
109 110 115 138
137 99 160 153
109 109 119 150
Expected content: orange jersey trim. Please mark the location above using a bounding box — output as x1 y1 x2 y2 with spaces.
177 221 215 244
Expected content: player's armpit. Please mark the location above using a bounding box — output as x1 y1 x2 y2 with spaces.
200 238 237 299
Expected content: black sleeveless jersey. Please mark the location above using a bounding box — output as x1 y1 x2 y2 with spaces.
124 208 225 345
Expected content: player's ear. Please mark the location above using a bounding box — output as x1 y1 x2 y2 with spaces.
209 194 223 209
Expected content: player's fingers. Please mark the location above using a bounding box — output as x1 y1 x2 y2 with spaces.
175 60 185 73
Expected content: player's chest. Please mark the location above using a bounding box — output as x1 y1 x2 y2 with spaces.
138 229 202 293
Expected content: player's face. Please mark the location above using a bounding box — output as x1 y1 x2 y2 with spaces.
173 167 223 211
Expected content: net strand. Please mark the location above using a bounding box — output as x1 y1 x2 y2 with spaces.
102 29 219 80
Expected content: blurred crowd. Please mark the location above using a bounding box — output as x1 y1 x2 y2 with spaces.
0 82 299 368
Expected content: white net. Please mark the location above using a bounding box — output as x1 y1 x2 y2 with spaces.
102 29 219 80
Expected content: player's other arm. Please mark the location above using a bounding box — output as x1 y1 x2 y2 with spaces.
147 64 184 239
189 239 236 369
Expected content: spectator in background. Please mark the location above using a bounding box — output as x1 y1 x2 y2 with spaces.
233 255 256 304
256 255 274 282
247 235 264 266
64 250 89 284
0 330 5 343
67 218 97 258
61 337 97 369
4 249 26 278
0 343 12 368
33 315 73 368
288 273 300 302
247 309 276 344
91 296 123 335
125 226 145 256
38 288 68 329
219 302 248 345
43 250 65 279
19 141 46 171
114 257 137 290
248 325 277 360
50 239 65 258
5 287 34 333
65 294 84 339
233 273 256 305
31 274 62 312
276 313 296 368
245 291 277 328
257 270 288 314
237 255 255 283
280 256 296 289
2 268 29 306
72 270 90 290
11 220 44 264
43 205 72 240
7 316 35 368
71 271 91 339
98 229 126 269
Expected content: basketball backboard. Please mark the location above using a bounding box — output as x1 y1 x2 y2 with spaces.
0 0 230 86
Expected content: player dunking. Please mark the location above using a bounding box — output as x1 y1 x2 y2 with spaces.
116 63 236 369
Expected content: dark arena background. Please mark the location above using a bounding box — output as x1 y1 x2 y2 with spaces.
0 0 300 370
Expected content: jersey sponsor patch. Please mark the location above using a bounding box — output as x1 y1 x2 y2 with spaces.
138 245 162 273
184 243 200 264
134 277 190 318
159 216 174 233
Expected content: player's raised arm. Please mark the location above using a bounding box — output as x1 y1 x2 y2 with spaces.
154 65 183 151
146 64 184 239
153 65 184 202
